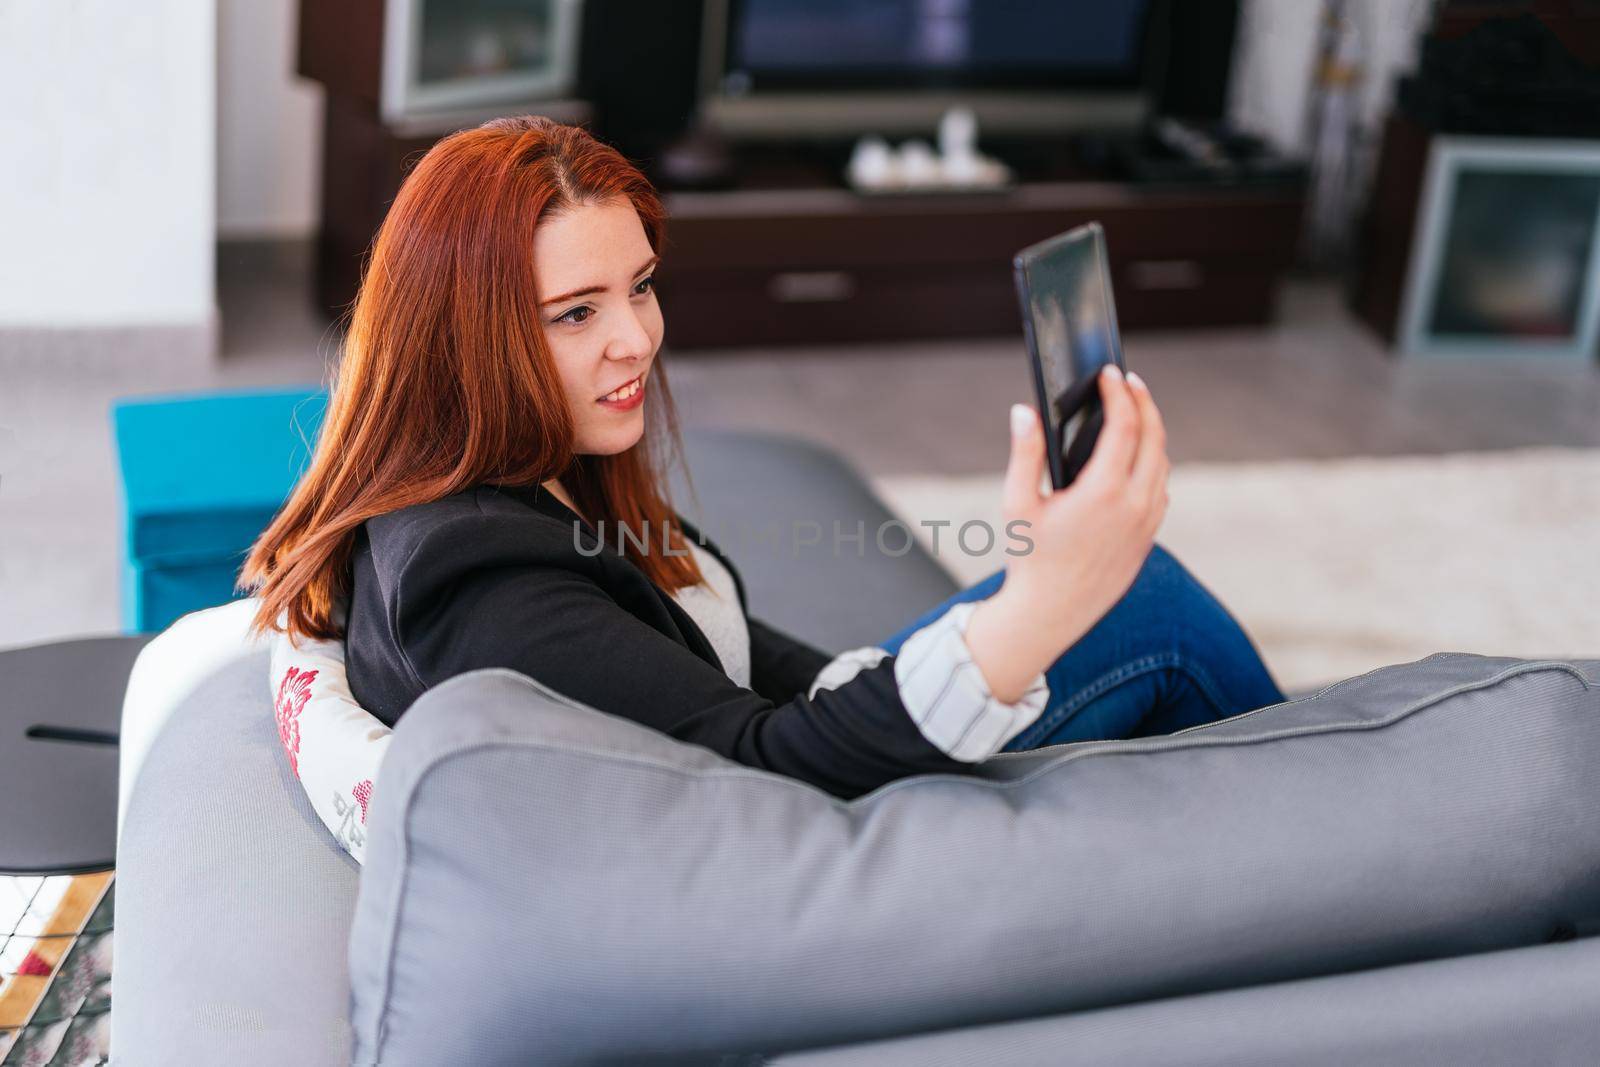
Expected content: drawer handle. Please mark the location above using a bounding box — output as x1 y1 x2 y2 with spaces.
768 271 857 303
1127 260 1204 290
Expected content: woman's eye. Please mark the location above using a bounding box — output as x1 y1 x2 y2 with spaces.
633 275 655 295
556 305 592 325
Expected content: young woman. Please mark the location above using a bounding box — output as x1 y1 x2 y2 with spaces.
242 116 1285 802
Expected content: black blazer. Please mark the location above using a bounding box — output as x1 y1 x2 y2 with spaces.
344 481 970 799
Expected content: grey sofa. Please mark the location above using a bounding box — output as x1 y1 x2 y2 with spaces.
112 430 1600 1064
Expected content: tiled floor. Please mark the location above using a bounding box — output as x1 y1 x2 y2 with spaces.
0 238 1597 650
0 873 114 1061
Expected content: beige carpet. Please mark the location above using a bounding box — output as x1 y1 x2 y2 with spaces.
872 448 1600 693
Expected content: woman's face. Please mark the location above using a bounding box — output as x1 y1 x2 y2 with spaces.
533 197 663 456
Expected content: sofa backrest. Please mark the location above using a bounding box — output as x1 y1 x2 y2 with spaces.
669 429 958 650
347 653 1600 1064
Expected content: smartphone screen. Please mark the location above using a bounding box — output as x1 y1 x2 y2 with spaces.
1013 222 1128 490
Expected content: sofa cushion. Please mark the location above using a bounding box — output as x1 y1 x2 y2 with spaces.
347 652 1600 1065
268 620 391 864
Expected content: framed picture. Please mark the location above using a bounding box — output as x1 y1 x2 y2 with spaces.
1399 136 1600 361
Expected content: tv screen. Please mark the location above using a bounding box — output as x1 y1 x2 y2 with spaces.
722 0 1154 93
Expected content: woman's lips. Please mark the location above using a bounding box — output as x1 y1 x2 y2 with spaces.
596 373 645 411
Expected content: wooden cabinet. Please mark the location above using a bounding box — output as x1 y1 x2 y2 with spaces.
658 183 1304 348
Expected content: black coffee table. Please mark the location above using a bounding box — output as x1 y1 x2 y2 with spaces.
0 635 153 875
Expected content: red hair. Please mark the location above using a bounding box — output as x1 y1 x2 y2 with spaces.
241 116 701 641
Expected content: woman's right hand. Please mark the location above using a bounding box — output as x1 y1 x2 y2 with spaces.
963 365 1169 703
1000 364 1170 645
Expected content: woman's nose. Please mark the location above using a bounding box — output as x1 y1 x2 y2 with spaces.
606 308 654 361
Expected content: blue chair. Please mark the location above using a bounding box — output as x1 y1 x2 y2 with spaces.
111 387 327 633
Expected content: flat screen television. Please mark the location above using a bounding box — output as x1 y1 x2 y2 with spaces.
700 0 1159 139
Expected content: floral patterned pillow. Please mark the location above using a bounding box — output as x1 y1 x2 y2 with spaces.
269 621 390 864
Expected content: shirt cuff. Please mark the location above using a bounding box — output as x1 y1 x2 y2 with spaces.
890 600 1051 762
808 645 891 700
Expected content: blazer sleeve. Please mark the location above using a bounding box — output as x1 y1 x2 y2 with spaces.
745 616 833 705
390 514 973 801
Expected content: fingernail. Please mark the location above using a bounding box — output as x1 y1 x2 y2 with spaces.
1102 364 1123 382
1126 370 1147 390
1010 403 1032 437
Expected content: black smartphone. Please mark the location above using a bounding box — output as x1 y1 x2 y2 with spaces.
1012 222 1129 491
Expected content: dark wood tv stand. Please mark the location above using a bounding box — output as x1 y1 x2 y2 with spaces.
298 74 1302 347
296 0 1295 347
659 179 1304 348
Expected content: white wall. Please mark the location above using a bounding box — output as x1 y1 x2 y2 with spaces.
216 0 323 238
0 0 216 328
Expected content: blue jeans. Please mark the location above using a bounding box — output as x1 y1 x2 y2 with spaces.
879 543 1288 751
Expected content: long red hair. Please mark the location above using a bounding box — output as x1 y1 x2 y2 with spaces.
241 116 702 642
